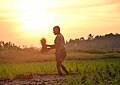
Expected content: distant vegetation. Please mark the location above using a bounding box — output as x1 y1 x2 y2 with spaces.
0 33 120 63
66 33 120 53
0 41 38 52
0 33 120 54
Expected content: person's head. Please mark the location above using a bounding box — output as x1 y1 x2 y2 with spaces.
53 26 60 35
40 38 46 45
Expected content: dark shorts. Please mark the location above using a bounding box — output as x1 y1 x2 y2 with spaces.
55 51 67 63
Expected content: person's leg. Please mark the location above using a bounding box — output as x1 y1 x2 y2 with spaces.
56 54 63 75
56 61 63 75
60 52 69 75
61 64 69 75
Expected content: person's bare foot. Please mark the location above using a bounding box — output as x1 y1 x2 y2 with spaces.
58 72 63 76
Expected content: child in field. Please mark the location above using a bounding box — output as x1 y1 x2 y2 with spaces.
40 38 49 54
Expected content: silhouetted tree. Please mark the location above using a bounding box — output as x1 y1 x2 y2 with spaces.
88 33 94 40
69 39 74 43
75 38 79 42
94 35 103 40
23 45 27 49
80 37 85 41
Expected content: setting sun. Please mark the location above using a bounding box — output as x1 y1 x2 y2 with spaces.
15 1 54 36
17 11 53 34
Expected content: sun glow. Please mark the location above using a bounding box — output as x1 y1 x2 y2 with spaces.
18 11 53 32
15 1 54 36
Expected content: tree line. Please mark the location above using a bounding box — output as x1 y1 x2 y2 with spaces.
67 33 120 43
66 33 120 52
0 33 120 52
0 41 21 50
0 41 37 51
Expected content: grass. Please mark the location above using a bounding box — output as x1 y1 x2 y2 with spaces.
0 58 120 84
65 58 120 84
0 62 56 79
0 50 120 84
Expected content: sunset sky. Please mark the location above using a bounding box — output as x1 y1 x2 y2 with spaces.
0 0 120 47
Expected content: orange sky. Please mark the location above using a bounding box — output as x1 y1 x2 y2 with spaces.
0 0 120 47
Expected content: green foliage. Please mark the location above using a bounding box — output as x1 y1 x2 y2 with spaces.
65 58 120 84
0 58 120 84
0 50 120 84
0 62 56 79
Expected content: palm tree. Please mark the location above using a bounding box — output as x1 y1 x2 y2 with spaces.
88 33 94 40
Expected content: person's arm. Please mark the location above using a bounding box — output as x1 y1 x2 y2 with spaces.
47 44 55 49
41 44 54 54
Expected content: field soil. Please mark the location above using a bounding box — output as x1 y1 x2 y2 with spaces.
0 74 67 85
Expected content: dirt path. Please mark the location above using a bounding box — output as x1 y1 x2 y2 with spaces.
0 74 68 85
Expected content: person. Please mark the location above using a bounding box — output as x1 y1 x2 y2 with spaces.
47 26 68 76
40 38 50 54
40 38 47 54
